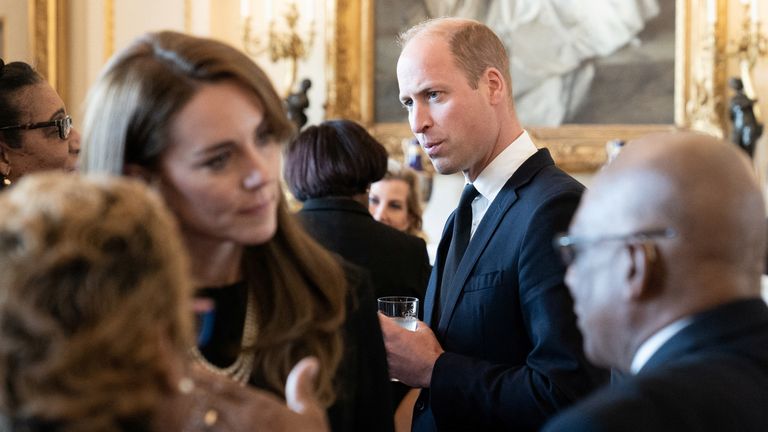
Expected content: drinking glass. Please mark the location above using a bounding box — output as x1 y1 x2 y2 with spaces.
377 296 419 331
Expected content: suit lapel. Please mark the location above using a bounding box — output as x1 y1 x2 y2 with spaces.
435 187 518 333
641 299 768 373
435 149 555 334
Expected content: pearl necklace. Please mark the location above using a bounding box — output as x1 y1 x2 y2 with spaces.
190 289 258 385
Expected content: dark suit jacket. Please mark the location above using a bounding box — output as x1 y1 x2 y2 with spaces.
328 263 395 432
298 197 432 415
297 197 431 310
413 149 607 431
542 298 768 432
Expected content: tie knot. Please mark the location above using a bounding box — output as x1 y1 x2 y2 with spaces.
458 184 479 208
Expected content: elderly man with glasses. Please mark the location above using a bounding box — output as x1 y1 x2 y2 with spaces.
542 132 768 431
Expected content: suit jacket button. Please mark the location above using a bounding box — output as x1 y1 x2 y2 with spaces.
415 400 425 411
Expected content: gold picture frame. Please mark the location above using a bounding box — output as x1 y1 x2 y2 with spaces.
325 0 729 172
29 0 69 106
0 17 5 59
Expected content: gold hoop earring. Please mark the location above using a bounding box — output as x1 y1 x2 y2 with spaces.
1 165 10 187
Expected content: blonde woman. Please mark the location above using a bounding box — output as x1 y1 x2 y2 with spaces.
0 172 327 431
369 162 427 240
81 31 391 431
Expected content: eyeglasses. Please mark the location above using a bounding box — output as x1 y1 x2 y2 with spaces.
0 115 73 140
553 227 677 266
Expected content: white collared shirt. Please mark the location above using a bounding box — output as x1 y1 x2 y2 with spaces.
630 317 693 374
465 130 538 238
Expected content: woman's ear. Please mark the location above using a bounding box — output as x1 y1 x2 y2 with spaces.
0 146 11 179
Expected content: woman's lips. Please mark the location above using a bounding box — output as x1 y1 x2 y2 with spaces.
239 186 275 215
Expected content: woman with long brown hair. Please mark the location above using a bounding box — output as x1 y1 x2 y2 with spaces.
80 31 391 431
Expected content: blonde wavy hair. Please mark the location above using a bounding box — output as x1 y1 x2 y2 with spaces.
80 31 346 405
380 164 425 238
0 172 192 431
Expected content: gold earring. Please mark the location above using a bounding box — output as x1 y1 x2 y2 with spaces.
1 165 10 187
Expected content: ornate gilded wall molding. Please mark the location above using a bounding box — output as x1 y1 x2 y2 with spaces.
678 0 729 138
30 0 68 105
325 0 365 121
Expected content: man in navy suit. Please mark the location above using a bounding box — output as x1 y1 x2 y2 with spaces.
542 132 768 431
378 17 606 431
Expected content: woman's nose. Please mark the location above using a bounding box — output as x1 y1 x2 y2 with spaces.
68 128 81 154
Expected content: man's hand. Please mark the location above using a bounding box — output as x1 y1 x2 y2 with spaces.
379 313 444 388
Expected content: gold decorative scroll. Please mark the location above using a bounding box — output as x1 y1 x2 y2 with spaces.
678 0 729 138
325 0 730 172
29 0 68 105
325 0 372 121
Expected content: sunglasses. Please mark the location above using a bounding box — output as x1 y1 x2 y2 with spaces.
0 115 73 140
553 228 677 266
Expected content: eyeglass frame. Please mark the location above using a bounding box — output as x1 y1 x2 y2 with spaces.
553 227 678 267
0 115 73 140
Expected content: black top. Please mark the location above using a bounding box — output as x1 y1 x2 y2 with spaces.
195 264 393 432
298 197 431 314
298 197 432 409
197 281 248 369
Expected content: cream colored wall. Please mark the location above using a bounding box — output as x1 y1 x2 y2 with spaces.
114 0 184 48
64 0 326 126
69 0 105 119
0 0 30 63
68 0 188 119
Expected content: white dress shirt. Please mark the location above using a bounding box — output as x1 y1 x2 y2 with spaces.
630 317 693 374
466 130 538 238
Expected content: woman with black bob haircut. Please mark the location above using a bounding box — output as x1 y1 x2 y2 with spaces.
284 119 389 201
284 120 431 427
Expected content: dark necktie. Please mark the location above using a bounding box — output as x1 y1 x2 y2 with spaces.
439 183 479 317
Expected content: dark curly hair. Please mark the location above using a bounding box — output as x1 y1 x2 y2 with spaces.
0 59 44 148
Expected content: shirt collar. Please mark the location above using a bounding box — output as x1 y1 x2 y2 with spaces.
630 316 693 374
469 130 538 203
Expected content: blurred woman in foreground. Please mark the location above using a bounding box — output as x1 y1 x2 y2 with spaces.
0 172 327 431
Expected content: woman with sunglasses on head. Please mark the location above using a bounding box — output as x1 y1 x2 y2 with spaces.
0 59 80 188
81 31 392 432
